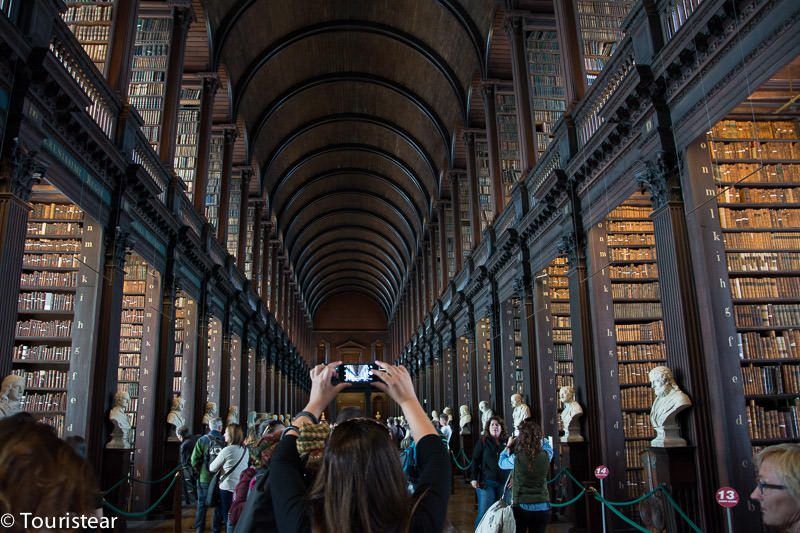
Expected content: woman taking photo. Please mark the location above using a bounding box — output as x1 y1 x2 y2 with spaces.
470 415 509 527
269 360 450 532
499 418 553 533
210 423 249 533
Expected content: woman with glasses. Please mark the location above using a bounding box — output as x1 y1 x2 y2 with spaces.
270 360 450 533
750 443 800 532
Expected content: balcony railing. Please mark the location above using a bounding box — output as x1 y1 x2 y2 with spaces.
49 23 118 140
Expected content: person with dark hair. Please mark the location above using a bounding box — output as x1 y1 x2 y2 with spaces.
192 417 226 533
210 424 249 533
270 360 450 532
0 414 101 531
470 415 509 528
499 418 553 533
177 426 199 505
64 435 88 458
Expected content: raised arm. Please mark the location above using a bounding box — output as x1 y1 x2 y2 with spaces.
373 361 437 440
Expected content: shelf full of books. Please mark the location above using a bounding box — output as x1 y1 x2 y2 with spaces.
173 85 201 195
128 15 172 152
586 192 665 505
457 179 473 260
475 316 494 411
226 176 242 259
575 0 634 85
206 315 223 408
706 118 800 451
500 295 526 401
173 292 197 403
229 335 242 414
525 26 566 159
14 185 102 438
456 334 473 421
62 1 114 74
205 134 224 230
495 89 522 204
475 137 495 231
117 253 161 450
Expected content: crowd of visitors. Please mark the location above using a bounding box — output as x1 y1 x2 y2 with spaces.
0 366 798 533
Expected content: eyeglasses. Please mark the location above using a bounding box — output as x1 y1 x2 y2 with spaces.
756 480 787 495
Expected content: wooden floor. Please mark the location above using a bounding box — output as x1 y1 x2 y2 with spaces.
128 473 574 532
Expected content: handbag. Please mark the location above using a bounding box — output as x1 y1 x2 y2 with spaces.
474 472 515 533
206 447 247 507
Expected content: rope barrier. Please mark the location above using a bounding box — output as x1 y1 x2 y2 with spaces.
102 464 182 494
590 491 651 533
550 488 587 508
101 472 179 518
657 487 703 533
547 468 565 484
450 450 472 471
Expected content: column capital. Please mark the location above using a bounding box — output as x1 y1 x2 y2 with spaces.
200 73 220 95
637 151 681 210
558 229 579 267
222 127 238 144
172 3 194 32
4 145 42 201
480 82 496 100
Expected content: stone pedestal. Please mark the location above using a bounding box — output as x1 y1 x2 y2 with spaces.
641 446 700 533
559 441 600 533
101 448 132 529
152 440 181 517
459 433 474 481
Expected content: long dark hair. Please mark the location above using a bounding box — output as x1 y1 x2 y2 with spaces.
482 416 508 445
515 418 544 459
308 418 411 533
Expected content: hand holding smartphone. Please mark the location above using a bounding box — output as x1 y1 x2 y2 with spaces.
334 363 381 384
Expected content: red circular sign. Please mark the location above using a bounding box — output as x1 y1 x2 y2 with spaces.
594 465 610 479
715 487 739 508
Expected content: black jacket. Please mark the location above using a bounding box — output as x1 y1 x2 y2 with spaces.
470 436 504 485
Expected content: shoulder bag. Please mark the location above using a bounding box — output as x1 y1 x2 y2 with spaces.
206 447 247 507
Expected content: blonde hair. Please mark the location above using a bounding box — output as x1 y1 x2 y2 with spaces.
755 443 800 501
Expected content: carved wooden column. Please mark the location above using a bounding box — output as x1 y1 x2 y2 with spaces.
158 5 193 165
463 132 482 247
237 170 252 271
251 201 263 284
449 172 464 272
553 0 586 109
192 75 219 214
504 14 537 173
88 224 131 475
0 149 39 377
216 128 237 246
192 274 211 431
218 300 233 423
438 202 449 288
422 239 431 312
269 241 279 312
637 152 716 530
429 226 440 298
260 228 272 300
481 84 504 216
106 0 139 97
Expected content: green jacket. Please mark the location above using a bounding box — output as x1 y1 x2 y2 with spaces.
190 430 224 484
512 449 550 504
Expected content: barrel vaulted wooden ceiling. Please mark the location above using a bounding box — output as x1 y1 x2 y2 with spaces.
199 0 549 319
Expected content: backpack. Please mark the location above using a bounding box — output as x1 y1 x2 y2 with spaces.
401 442 418 486
233 467 277 532
204 434 225 470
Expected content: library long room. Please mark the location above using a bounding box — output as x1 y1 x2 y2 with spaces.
0 1 799 532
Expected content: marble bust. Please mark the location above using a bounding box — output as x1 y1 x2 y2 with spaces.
430 409 439 425
559 386 584 443
458 404 472 435
227 406 240 425
511 394 531 431
0 375 25 419
442 406 453 424
478 401 493 434
202 401 218 427
108 390 133 449
649 366 692 447
166 396 186 437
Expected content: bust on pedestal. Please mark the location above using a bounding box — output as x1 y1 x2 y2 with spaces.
0 375 25 419
227 406 239 425
108 391 133 449
648 366 692 447
511 394 531 432
559 386 584 443
478 401 493 434
459 405 472 435
442 406 452 424
166 396 186 439
202 401 218 428
430 409 439 426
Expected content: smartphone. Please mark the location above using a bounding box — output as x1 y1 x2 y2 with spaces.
336 363 379 383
